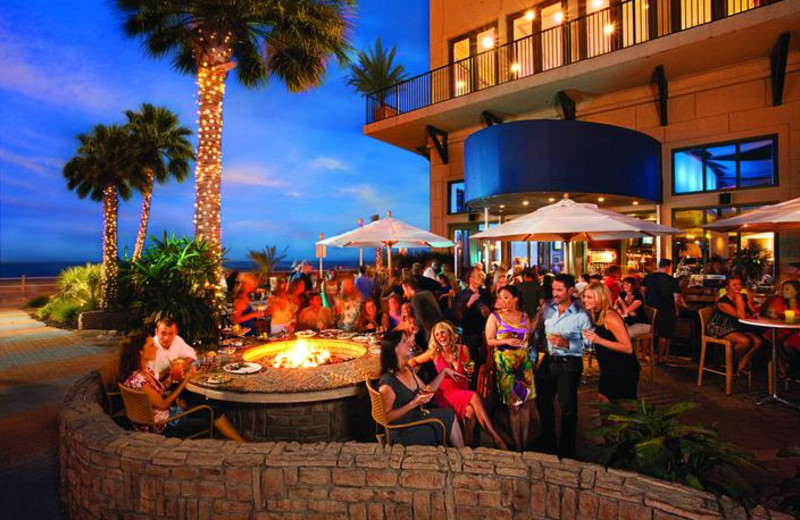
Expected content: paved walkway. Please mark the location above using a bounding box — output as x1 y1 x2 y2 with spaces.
0 309 117 519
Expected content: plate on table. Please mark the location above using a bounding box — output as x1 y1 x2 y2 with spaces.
351 335 371 343
321 329 343 335
223 362 262 375
205 374 232 385
294 330 317 338
369 346 381 355
221 338 244 347
219 346 237 355
337 332 357 339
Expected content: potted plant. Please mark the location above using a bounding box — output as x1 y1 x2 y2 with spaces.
729 243 771 287
346 37 408 121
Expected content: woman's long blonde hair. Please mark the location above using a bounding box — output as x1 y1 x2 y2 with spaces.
584 280 612 326
428 321 460 361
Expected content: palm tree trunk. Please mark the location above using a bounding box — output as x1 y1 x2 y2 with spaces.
132 169 154 263
100 184 118 309
193 61 232 265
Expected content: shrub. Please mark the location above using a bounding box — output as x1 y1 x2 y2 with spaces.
118 234 223 343
590 400 761 508
26 295 50 308
38 264 102 327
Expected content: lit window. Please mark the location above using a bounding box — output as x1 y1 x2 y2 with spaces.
449 181 466 214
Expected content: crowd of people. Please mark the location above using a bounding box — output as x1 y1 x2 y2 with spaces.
115 256 800 456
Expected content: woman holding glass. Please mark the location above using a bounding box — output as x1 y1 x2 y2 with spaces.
706 275 764 374
410 321 507 449
378 332 465 447
582 281 640 402
485 285 535 451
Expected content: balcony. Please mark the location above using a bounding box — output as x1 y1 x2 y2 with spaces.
364 0 798 151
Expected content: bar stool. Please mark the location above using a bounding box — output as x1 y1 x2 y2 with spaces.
697 306 751 395
632 306 657 382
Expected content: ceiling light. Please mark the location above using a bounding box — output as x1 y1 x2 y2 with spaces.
632 201 639 206
481 36 494 49
554 11 564 23
548 197 556 202
525 10 535 21
510 62 521 73
603 24 615 35
592 0 605 9
522 200 529 206
499 204 506 209
598 197 605 202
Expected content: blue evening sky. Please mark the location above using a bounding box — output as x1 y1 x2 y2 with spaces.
0 0 430 265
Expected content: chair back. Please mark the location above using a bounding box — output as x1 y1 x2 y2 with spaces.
698 306 713 332
119 385 157 426
644 306 657 328
365 379 388 427
98 357 122 414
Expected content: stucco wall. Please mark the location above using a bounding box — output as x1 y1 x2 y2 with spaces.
60 374 791 519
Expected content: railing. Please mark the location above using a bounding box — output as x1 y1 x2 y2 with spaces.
366 0 781 124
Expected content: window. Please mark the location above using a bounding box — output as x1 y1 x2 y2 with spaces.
449 24 498 97
672 205 775 268
672 136 777 194
448 181 466 214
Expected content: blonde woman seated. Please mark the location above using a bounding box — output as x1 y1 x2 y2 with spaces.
410 322 507 449
336 275 362 332
378 332 465 447
485 285 535 452
582 281 640 402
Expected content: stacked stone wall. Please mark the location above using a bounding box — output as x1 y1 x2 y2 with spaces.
60 375 791 519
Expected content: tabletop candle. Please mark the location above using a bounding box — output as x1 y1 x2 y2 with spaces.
786 310 796 324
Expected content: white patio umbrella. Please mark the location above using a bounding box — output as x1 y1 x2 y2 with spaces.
472 197 682 272
703 196 800 232
317 212 454 273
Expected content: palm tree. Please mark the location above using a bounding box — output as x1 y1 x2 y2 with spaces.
248 245 288 286
125 103 194 262
116 0 355 267
345 37 408 119
63 125 143 308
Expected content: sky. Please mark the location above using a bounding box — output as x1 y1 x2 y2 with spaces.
0 0 430 265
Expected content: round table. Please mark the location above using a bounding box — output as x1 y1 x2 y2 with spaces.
739 317 800 409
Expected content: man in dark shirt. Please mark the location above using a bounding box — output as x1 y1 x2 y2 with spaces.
412 262 441 294
401 276 442 345
516 268 544 319
452 268 492 372
643 258 680 363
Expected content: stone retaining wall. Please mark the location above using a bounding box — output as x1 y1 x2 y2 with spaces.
60 374 791 520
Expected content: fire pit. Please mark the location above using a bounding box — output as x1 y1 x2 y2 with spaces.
186 337 381 442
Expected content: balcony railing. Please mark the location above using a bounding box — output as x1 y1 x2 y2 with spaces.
366 0 782 124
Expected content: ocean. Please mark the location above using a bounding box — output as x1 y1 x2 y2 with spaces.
0 259 365 278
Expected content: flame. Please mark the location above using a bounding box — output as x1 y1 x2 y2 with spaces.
271 339 331 368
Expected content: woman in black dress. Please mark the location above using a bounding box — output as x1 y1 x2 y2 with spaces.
615 277 650 337
582 281 640 402
378 332 465 447
706 275 763 374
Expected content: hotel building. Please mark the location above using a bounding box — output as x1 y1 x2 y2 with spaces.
363 0 800 277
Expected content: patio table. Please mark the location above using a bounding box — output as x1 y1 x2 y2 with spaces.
739 317 800 410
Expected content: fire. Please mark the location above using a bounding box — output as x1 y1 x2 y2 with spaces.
271 339 331 368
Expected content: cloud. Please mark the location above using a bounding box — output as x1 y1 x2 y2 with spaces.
339 184 393 211
0 28 118 112
283 191 304 198
309 156 349 172
224 164 286 188
0 148 63 177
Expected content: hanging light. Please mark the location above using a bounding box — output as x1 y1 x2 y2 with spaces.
481 35 495 49
525 10 535 21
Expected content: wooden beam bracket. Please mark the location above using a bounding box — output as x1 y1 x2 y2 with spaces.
555 91 576 120
771 32 790 107
426 125 449 164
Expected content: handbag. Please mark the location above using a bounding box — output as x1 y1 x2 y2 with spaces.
476 358 495 403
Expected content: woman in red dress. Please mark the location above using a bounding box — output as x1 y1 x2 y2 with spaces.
760 280 800 377
410 321 507 449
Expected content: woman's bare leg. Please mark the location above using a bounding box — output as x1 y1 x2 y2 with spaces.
467 394 508 449
737 332 763 373
463 406 476 447
214 416 245 442
519 400 533 450
449 419 465 448
507 404 522 451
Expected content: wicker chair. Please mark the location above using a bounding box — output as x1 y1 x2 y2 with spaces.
119 385 215 439
365 379 447 447
98 357 123 417
697 306 751 396
632 306 657 383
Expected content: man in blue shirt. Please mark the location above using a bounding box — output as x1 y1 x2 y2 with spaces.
354 265 375 300
533 273 592 458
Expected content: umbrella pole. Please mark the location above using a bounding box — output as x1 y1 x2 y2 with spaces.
387 245 393 273
454 244 458 282
563 241 569 274
359 248 363 267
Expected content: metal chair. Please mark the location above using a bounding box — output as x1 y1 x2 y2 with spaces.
632 306 657 383
98 357 123 417
364 379 447 447
119 385 215 439
697 306 751 396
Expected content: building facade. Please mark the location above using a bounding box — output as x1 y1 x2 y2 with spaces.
364 0 800 277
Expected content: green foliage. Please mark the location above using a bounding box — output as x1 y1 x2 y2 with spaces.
346 37 408 105
248 245 288 285
590 400 761 508
119 234 223 343
37 264 102 327
26 295 50 308
729 243 771 285
117 0 354 91
396 250 453 271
